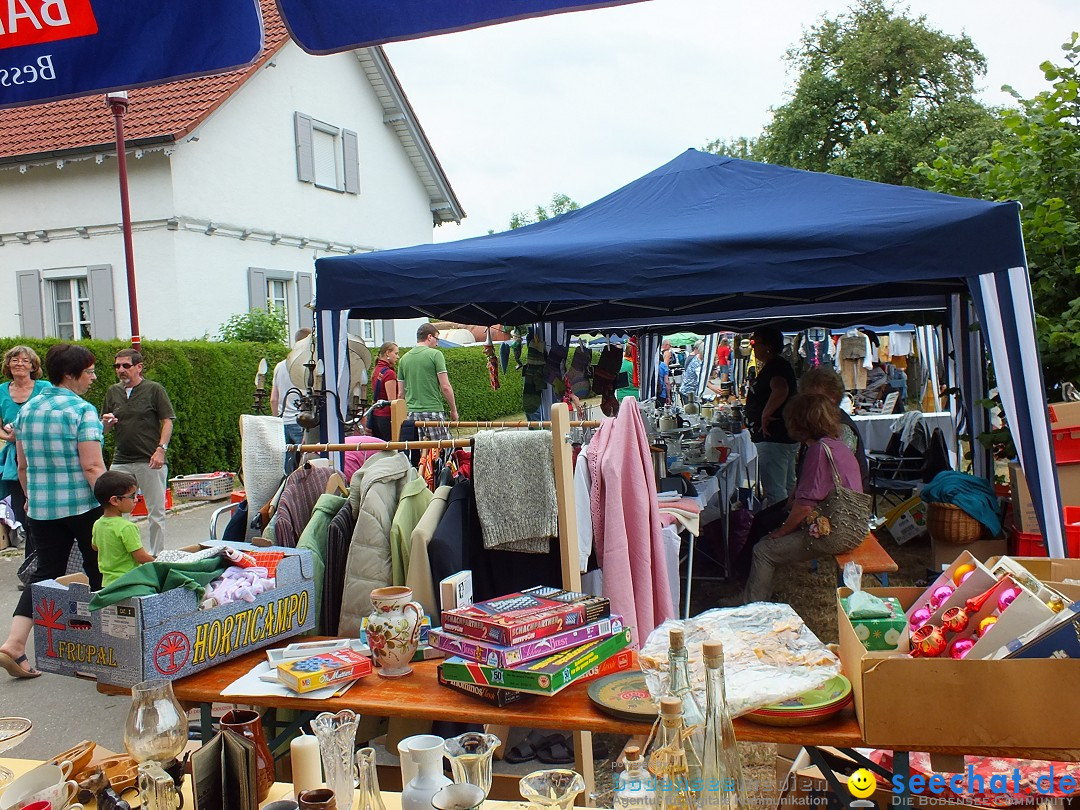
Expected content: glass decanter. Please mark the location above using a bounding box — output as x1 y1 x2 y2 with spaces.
648 698 696 810
519 769 586 810
312 709 361 810
124 679 186 765
444 732 501 799
355 746 387 810
700 641 746 810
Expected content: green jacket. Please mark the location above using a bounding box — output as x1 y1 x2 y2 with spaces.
389 477 433 586
297 493 348 634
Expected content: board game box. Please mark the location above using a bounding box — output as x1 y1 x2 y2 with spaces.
440 586 610 647
429 615 623 668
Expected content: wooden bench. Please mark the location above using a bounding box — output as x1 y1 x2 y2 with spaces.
835 532 898 585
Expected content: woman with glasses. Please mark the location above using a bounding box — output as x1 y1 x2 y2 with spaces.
0 345 51 559
0 344 105 678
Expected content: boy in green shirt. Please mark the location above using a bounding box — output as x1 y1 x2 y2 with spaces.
92 471 155 587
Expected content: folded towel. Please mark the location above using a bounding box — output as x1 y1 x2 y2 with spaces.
242 414 286 515
473 430 557 554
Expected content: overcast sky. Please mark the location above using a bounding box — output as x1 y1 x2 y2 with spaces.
384 0 1076 242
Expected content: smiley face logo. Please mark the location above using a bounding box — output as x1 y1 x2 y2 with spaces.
847 768 877 799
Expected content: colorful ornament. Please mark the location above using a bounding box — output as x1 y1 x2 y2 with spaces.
941 606 968 634
949 637 975 660
997 587 1021 613
930 585 955 608
977 615 998 637
958 569 975 585
910 624 947 658
909 607 933 631
951 563 976 586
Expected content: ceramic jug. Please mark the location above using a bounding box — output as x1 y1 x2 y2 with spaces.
399 735 451 810
220 709 275 802
366 586 424 677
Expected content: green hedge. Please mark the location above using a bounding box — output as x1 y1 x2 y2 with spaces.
0 338 288 478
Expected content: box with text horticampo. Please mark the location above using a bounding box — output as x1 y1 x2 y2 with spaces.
837 586 1080 750
31 544 316 687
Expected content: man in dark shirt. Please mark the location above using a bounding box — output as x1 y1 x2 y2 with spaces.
745 327 798 506
102 349 175 556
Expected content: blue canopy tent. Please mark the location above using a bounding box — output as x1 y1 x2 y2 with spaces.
314 149 1065 556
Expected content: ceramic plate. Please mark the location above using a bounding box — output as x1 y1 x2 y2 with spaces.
743 675 852 727
587 672 658 723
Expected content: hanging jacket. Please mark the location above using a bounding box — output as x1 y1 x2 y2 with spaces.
296 493 348 634
324 500 357 635
339 451 416 636
390 476 434 586
405 485 452 618
273 464 335 548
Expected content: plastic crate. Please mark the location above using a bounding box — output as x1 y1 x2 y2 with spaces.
169 472 236 501
1007 516 1080 558
1052 425 1080 464
131 490 173 516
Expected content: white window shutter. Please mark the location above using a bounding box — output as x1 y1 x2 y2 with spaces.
87 264 116 340
294 112 315 183
295 273 315 330
342 129 360 194
16 269 44 338
248 267 268 311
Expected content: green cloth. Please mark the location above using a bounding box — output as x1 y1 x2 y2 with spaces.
296 493 347 633
92 516 145 587
398 346 448 412
103 379 176 463
89 557 228 611
389 477 434 586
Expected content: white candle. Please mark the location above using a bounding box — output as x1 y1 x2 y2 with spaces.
291 732 322 799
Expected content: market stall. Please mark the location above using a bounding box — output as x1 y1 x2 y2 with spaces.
313 150 1066 556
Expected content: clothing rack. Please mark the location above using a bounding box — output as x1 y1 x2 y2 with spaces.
411 419 602 428
301 401 594 791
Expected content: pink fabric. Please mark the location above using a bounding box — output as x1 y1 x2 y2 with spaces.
586 397 674 645
344 435 386 482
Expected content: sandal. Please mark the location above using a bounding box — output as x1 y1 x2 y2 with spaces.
0 651 41 679
504 730 546 764
535 734 574 765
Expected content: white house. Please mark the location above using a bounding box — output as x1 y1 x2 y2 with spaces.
0 4 463 347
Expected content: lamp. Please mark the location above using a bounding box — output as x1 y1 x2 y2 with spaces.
252 357 269 414
124 679 186 807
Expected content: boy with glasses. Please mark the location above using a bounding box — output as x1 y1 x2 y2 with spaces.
92 471 154 587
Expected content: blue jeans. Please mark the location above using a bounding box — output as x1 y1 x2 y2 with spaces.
755 441 798 507
284 422 305 475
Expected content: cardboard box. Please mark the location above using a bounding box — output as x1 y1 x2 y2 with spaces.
1048 401 1080 430
0 522 9 550
838 586 1080 749
31 544 316 686
276 647 373 693
840 596 906 651
879 496 928 545
436 667 530 707
441 587 610 646
931 536 1007 570
428 615 623 668
1003 601 1080 659
1010 461 1080 533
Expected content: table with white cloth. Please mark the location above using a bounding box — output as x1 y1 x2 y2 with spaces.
852 410 957 457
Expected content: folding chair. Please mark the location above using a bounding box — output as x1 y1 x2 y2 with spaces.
867 420 930 514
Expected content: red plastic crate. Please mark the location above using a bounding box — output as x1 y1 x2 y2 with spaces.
1007 516 1080 558
1062 506 1080 557
1052 425 1080 464
131 489 173 516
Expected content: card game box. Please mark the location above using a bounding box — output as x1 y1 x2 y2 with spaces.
440 586 610 647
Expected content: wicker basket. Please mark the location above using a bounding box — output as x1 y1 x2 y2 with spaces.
926 501 987 545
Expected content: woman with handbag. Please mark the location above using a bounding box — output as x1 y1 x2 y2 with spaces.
742 392 869 604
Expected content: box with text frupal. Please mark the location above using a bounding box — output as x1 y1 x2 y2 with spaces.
31 544 316 687
440 586 609 647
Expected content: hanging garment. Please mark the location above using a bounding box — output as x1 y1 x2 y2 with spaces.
888 331 914 357
273 464 336 549
339 451 416 635
483 330 500 391
586 397 674 641
566 344 592 400
878 334 891 362
389 476 434 586
840 359 868 390
472 430 557 554
344 435 387 483
323 500 357 635
574 449 593 574
838 332 868 361
800 327 831 368
405 485 452 618
296 493 348 634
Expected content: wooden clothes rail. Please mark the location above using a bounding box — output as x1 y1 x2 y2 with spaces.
411 419 602 428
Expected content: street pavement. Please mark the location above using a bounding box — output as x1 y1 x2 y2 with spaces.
0 502 221 760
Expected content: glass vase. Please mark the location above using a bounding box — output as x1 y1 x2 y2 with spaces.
124 679 187 765
519 769 586 810
312 710 361 810
355 746 386 810
443 732 500 798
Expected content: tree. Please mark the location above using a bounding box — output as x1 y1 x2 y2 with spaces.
756 0 1002 187
509 193 580 229
919 34 1080 385
217 308 288 343
702 136 758 160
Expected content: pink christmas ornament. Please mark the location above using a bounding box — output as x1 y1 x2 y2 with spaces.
997 587 1021 613
930 584 955 608
910 607 933 630
959 569 975 585
949 637 975 660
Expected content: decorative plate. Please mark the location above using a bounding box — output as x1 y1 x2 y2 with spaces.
743 675 852 727
587 672 658 723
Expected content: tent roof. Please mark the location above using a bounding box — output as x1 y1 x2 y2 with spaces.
315 149 1025 325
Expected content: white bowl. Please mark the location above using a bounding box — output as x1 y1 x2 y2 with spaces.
0 760 77 810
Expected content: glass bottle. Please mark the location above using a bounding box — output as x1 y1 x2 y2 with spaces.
663 629 705 788
700 641 747 810
615 745 656 810
355 746 387 810
648 697 696 810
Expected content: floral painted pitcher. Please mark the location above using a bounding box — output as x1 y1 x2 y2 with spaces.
366 586 424 677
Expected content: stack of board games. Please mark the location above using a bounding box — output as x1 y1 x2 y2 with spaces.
430 586 634 705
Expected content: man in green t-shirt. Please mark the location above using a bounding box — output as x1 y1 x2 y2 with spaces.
397 323 458 440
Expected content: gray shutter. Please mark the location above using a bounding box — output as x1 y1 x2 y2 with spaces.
294 112 315 183
342 129 360 194
247 267 268 311
87 264 116 340
16 269 44 338
295 272 314 329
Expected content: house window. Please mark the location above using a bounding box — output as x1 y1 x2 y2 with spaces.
268 278 289 324
248 268 314 337
360 319 376 343
52 278 93 340
294 112 360 194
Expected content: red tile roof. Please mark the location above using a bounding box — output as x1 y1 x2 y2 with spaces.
0 0 289 162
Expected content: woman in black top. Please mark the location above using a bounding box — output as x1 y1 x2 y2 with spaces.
745 327 798 506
